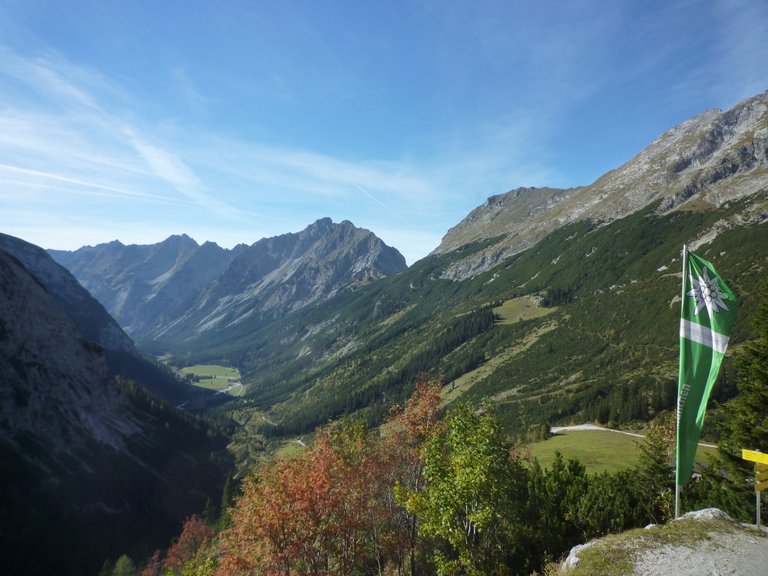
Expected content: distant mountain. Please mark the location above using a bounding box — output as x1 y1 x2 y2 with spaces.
0 247 230 576
434 90 768 279
49 233 243 337
50 218 407 345
1 233 208 405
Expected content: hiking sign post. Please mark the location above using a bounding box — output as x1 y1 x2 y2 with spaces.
742 449 768 528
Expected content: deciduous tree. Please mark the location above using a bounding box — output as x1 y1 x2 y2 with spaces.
164 515 214 575
401 402 529 575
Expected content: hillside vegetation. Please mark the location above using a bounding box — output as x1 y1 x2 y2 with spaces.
126 290 768 574
190 196 767 444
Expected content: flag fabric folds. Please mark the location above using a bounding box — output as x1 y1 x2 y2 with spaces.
676 249 738 486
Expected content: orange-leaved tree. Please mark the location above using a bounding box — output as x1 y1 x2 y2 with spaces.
217 377 445 576
162 514 215 575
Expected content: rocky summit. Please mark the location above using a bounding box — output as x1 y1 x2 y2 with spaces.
50 218 406 344
434 90 768 280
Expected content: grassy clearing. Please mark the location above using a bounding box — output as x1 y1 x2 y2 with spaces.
529 430 642 474
274 438 309 459
441 320 558 405
528 429 718 474
179 364 245 397
493 294 554 325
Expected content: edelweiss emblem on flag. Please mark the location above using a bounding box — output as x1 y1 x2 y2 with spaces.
688 266 730 315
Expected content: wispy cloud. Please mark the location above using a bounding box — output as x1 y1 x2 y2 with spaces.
352 184 412 225
0 164 192 206
0 45 247 223
122 129 242 219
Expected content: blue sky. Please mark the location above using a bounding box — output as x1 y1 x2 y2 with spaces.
1 1 766 264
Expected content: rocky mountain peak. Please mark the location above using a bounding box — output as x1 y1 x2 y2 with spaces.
434 90 768 280
52 219 406 344
587 90 768 218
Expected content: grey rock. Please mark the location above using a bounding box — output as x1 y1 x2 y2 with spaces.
434 91 768 280
51 218 407 344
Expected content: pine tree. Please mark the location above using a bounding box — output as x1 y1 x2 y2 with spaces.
218 473 236 529
635 413 675 523
112 554 136 576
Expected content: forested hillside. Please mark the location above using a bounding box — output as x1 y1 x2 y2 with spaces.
133 284 768 575
176 195 765 447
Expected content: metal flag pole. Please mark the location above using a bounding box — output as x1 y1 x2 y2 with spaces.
675 244 688 520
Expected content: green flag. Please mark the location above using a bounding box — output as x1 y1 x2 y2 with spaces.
676 249 738 486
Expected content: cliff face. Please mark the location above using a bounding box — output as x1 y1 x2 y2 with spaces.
0 246 229 576
0 249 137 468
0 232 136 354
434 91 768 280
3 233 205 404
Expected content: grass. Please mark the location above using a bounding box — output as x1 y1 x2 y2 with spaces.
493 294 554 324
529 430 642 474
273 438 309 459
528 429 719 474
179 364 245 397
441 320 558 405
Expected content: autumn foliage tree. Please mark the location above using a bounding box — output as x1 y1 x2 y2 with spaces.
385 376 444 574
162 515 215 575
216 377 444 576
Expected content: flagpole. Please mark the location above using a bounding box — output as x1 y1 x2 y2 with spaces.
675 244 688 520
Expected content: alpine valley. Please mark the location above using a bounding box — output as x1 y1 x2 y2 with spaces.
50 91 768 444
2 90 768 573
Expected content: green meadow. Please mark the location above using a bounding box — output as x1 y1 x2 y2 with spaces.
529 430 641 473
528 429 717 474
179 364 245 397
493 294 554 325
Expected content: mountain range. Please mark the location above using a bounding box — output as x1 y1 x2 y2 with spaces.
50 218 406 344
433 91 768 279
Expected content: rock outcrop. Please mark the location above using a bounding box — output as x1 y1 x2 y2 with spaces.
434 91 768 279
